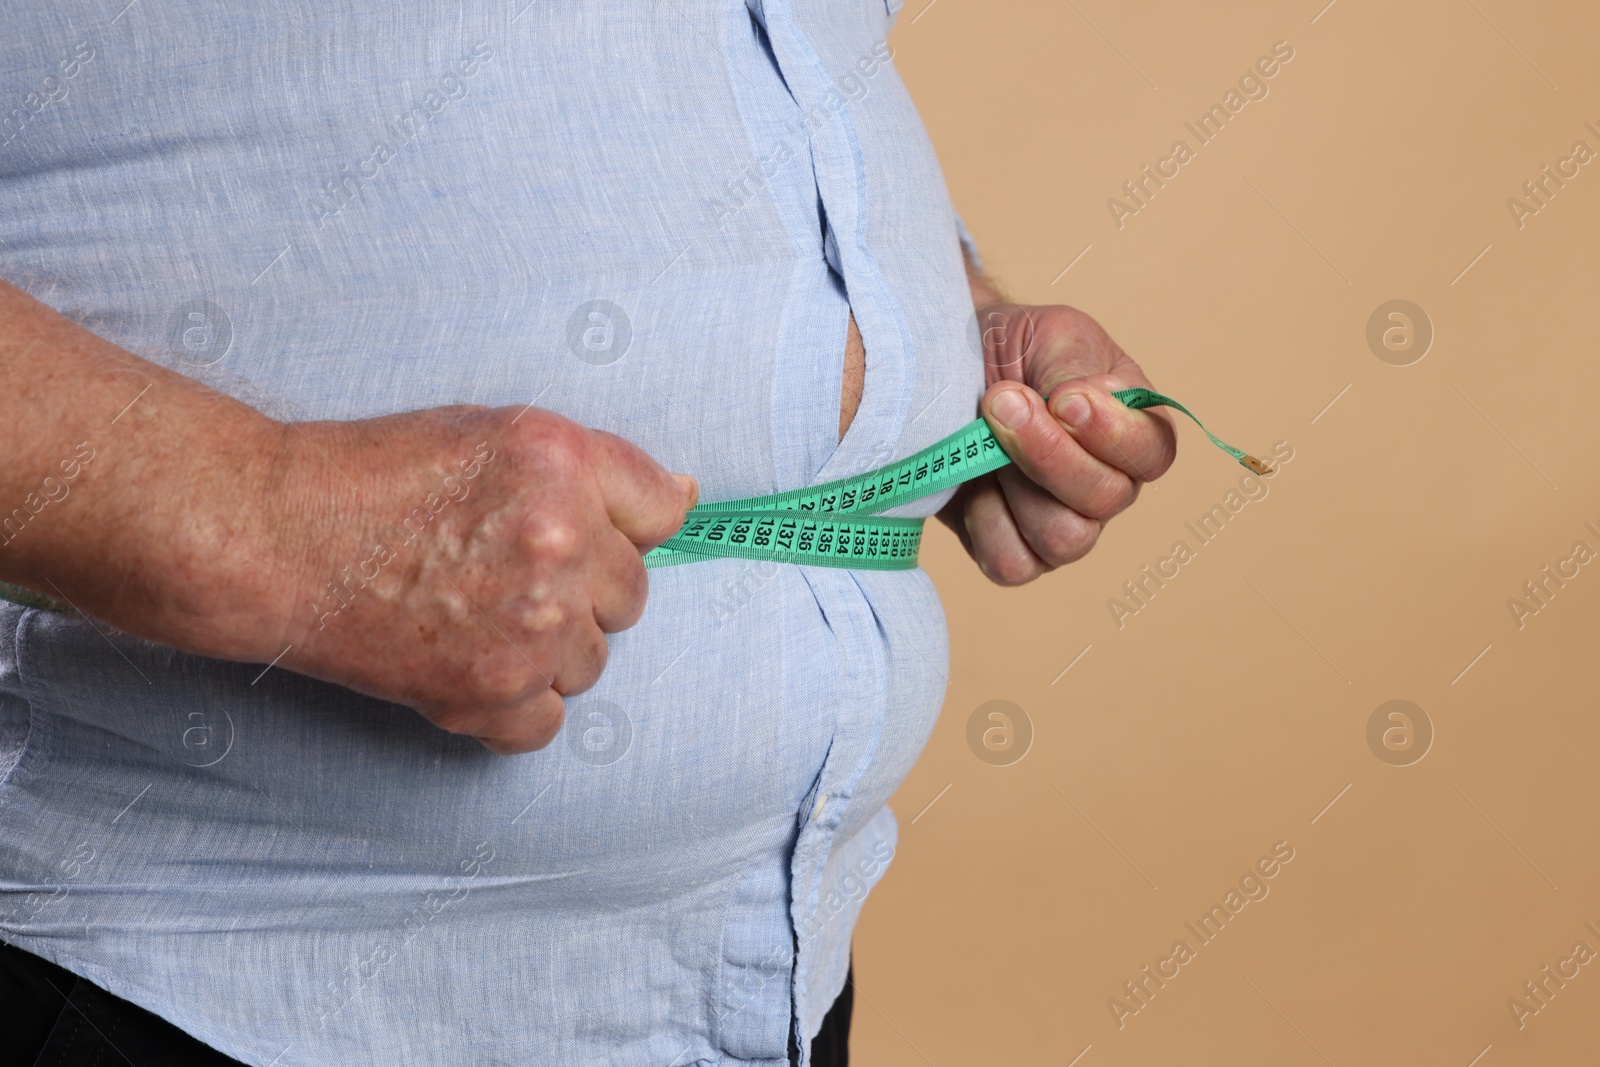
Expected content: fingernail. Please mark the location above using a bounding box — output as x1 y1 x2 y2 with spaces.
1055 393 1092 429
991 388 1030 429
673 473 699 509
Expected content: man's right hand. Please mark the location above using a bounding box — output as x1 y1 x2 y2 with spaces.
264 406 697 754
0 279 695 755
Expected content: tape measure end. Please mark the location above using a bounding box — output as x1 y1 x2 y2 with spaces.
1240 455 1274 476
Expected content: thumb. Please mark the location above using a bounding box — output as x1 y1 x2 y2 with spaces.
591 431 693 547
981 381 1051 459
672 473 700 511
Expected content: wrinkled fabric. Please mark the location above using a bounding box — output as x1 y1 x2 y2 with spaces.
0 1 981 1063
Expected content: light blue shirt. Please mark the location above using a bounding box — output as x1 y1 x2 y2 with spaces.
0 1 983 1063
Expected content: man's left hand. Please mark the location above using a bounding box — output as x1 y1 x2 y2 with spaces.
938 303 1178 585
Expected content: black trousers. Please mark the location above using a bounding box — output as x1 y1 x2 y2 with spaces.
1 940 853 1066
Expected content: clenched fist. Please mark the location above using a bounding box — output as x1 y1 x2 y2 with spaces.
261 405 696 754
0 281 696 755
940 303 1177 585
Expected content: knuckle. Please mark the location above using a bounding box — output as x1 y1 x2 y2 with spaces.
522 513 582 563
464 650 539 707
466 673 523 708
509 587 567 635
524 417 591 476
557 631 609 696
607 558 650 630
1056 305 1106 347
1079 470 1134 520
983 547 1043 587
1038 515 1100 565
1025 420 1069 466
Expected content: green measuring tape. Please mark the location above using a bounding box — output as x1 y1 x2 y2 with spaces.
643 387 1270 571
0 388 1267 613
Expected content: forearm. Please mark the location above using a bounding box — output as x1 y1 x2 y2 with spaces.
0 276 697 750
0 279 294 657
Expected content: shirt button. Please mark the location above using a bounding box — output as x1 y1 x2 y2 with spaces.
811 793 828 823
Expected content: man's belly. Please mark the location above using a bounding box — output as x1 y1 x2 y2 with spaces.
0 551 953 1061
840 311 866 440
0 568 838 901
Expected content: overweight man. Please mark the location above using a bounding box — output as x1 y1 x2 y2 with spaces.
0 2 1175 1063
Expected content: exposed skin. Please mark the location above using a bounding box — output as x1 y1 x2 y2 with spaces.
0 279 696 755
840 312 866 441
0 229 1171 755
934 252 1179 586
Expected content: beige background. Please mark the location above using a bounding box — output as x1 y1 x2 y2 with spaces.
856 1 1600 1064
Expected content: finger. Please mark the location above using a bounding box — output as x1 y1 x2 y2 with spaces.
981 383 1138 521
467 607 611 710
544 614 604 697
673 473 700 510
959 475 1049 586
589 525 651 633
426 650 557 746
1043 377 1177 483
474 688 568 755
591 430 694 547
996 465 1105 567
